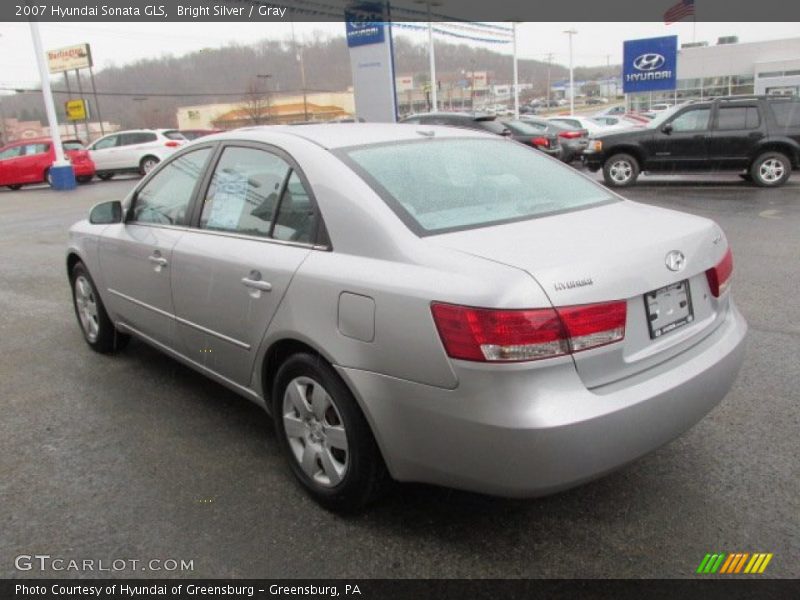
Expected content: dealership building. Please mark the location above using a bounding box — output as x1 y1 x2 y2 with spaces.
629 35 800 108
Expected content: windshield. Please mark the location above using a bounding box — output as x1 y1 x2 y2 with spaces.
340 138 615 236
163 130 187 140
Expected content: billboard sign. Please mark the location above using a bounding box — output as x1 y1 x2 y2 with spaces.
623 36 677 93
346 20 385 47
65 99 88 121
47 44 92 73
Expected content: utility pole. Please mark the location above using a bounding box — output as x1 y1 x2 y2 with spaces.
563 28 578 115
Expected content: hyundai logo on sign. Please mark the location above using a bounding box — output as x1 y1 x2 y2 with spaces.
623 36 678 93
633 53 666 71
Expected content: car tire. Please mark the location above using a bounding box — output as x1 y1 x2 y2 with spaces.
750 152 791 188
8 184 22 190
139 156 160 176
273 352 389 512
603 153 640 187
69 261 130 354
76 176 93 184
97 173 114 181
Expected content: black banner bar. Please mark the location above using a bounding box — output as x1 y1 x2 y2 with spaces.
3 579 800 600
5 0 800 22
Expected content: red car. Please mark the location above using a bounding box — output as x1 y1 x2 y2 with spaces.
0 138 96 190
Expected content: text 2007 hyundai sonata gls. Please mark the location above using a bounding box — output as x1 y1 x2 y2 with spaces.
67 124 747 511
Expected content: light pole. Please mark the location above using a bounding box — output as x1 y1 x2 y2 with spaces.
29 22 74 189
563 28 578 115
512 23 520 119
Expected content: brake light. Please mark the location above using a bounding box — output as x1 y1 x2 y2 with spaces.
706 247 733 297
431 300 626 362
531 136 549 148
164 141 181 147
558 130 582 139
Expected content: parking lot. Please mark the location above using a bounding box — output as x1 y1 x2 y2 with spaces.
1 173 798 579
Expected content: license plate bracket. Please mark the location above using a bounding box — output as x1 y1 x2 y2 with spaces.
644 280 694 339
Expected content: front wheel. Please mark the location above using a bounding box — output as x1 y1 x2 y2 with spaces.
7 184 22 190
273 353 388 512
750 152 791 187
603 153 640 187
70 262 129 353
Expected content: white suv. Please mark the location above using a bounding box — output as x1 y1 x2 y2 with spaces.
88 129 187 180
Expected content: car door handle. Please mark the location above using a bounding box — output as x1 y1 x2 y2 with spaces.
241 277 272 292
148 255 168 267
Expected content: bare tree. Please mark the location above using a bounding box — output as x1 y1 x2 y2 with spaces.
240 81 271 125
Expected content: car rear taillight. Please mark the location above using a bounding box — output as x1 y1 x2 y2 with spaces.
531 136 549 148
558 130 582 139
706 247 733 297
165 141 181 147
430 300 626 363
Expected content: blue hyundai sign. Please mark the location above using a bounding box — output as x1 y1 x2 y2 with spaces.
623 36 678 94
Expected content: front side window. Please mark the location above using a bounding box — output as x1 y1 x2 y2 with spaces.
669 108 711 132
92 136 118 150
130 147 212 225
342 138 615 235
200 147 291 238
0 146 23 159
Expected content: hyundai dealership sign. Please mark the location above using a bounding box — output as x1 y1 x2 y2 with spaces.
623 35 678 93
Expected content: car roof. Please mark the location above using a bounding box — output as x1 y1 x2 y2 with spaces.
216 123 495 150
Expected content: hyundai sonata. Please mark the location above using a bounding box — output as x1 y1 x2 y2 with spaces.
67 124 747 511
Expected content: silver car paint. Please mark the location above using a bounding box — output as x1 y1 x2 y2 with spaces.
67 124 747 497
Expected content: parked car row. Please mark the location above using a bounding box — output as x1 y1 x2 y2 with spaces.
0 128 227 190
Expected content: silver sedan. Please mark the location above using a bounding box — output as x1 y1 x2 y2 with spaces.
67 124 747 511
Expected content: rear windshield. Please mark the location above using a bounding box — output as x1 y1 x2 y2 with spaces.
340 138 615 236
477 119 508 135
163 130 186 140
502 120 543 135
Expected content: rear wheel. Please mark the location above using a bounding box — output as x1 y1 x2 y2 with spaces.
70 261 129 353
273 353 388 512
139 156 159 176
750 152 791 187
76 175 93 184
7 184 22 190
97 172 114 181
603 153 640 187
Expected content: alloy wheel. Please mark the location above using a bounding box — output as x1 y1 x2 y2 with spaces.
609 160 633 184
759 158 785 183
74 275 99 342
282 376 349 487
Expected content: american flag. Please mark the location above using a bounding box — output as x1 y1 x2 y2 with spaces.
664 0 695 24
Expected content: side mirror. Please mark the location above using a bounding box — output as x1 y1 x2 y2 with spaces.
89 200 123 224
661 123 673 135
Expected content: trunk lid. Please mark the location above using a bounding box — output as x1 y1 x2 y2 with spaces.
429 200 732 388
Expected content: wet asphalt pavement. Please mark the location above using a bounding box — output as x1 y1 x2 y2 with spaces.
1 170 798 579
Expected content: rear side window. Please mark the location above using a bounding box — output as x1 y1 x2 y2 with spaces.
200 147 291 238
770 101 800 128
272 172 317 244
716 106 760 130
342 138 614 235
131 148 212 225
121 132 157 145
22 143 49 155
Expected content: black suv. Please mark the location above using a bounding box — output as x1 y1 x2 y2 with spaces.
399 112 511 136
582 96 800 187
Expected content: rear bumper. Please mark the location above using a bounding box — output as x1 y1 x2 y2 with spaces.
71 163 95 176
338 301 747 497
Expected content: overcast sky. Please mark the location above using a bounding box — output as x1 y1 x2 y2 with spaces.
1 21 798 88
